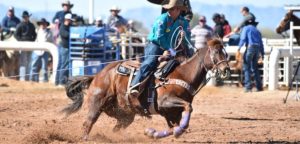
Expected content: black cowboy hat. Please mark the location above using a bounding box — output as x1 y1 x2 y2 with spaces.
22 11 32 18
37 18 50 26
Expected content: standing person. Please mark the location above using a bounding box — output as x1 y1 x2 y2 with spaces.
129 0 191 109
147 0 193 22
55 13 72 86
191 15 213 49
238 20 264 92
220 13 231 36
212 13 224 38
30 18 53 83
1 6 20 33
107 5 128 32
14 11 36 81
52 0 73 26
233 6 256 33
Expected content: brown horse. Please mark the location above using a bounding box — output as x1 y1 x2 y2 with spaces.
276 10 300 46
62 38 230 140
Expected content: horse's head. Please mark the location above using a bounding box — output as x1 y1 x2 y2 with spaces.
276 10 295 34
203 38 230 79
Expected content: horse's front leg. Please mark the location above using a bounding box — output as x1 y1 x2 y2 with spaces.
173 102 192 137
144 96 193 139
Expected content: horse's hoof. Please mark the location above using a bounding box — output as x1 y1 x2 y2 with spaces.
144 128 156 137
153 130 171 139
173 126 183 138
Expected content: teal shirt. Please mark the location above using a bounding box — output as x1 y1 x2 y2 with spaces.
148 13 191 50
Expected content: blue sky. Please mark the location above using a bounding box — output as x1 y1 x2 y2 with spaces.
1 0 299 19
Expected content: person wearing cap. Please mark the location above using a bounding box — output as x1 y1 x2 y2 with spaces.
220 14 231 36
95 16 105 28
238 19 264 93
30 18 53 83
52 0 73 25
55 13 72 86
14 11 36 81
147 0 193 22
107 5 128 32
1 6 21 33
191 15 213 49
129 0 191 112
212 13 224 38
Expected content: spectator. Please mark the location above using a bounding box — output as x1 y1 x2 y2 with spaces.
147 0 193 22
52 0 73 26
220 13 231 36
107 5 128 31
212 13 224 38
191 15 213 49
233 6 256 33
51 19 60 45
30 18 53 83
127 20 138 33
14 11 36 81
55 13 72 86
1 6 20 33
238 19 264 92
95 16 106 28
129 0 191 110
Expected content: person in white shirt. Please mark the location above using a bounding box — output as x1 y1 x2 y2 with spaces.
29 18 53 82
191 16 213 49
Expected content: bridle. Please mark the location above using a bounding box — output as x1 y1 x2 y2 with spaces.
201 44 229 74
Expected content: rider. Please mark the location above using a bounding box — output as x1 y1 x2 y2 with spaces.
147 0 193 22
129 0 191 108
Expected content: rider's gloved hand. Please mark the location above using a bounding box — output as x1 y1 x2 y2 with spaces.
168 48 176 57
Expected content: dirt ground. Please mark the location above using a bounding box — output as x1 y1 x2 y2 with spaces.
0 78 300 143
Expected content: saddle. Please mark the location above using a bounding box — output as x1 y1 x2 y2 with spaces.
116 58 180 114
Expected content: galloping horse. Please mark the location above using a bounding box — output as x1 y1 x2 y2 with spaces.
62 38 230 140
276 10 300 46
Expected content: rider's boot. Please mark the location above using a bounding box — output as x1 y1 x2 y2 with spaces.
129 88 142 111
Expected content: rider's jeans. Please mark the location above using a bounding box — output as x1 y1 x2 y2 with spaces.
130 42 164 87
29 52 49 82
243 45 262 90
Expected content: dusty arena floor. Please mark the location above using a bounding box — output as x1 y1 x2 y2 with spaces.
0 78 300 143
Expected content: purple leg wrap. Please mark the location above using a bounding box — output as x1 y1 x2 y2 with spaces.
144 128 156 137
179 112 191 129
153 130 171 139
173 126 183 137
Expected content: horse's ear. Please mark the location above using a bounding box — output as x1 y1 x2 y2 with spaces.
288 10 294 14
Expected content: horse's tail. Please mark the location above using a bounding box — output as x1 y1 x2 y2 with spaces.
61 76 94 116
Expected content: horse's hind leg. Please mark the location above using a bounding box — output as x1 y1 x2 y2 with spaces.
82 87 105 140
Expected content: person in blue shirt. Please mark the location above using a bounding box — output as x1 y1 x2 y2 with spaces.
52 0 73 26
238 19 264 92
1 6 20 33
129 0 191 109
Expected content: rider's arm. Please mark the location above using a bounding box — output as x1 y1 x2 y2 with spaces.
156 18 169 50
